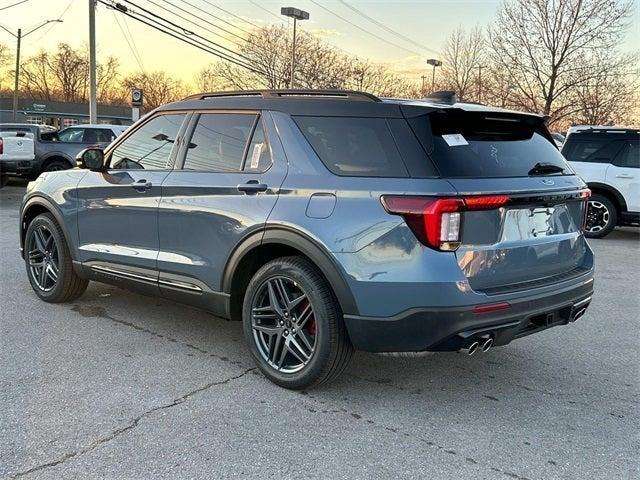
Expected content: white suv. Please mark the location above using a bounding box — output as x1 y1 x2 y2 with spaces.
562 127 639 237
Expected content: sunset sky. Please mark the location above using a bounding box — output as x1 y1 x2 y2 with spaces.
1 0 638 85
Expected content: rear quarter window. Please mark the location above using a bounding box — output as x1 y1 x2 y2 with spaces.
293 116 409 177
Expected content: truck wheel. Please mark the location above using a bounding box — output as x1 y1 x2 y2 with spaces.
584 193 617 238
43 159 71 173
243 256 353 389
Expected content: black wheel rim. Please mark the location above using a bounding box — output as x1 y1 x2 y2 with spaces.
46 164 65 172
27 225 59 292
251 276 317 374
585 200 610 233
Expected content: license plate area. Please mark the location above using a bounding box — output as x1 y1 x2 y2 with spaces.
500 205 569 241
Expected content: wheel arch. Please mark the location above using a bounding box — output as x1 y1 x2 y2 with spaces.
587 182 627 214
41 154 75 171
222 226 359 322
20 196 74 260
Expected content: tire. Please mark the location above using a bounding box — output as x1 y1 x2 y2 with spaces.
24 213 88 303
584 193 617 238
242 256 354 389
42 159 71 173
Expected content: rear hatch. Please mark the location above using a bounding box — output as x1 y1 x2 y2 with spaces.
403 106 590 294
0 129 36 161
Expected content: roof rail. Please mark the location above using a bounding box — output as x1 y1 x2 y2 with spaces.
182 89 381 102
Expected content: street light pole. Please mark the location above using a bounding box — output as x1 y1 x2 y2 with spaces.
88 0 97 124
281 7 309 89
0 20 63 122
426 58 442 92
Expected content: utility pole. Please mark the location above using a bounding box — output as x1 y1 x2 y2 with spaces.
12 29 21 122
88 0 97 123
281 7 309 89
0 20 62 122
421 75 426 95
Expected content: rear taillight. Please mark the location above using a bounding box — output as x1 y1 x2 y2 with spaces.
580 188 591 232
0 138 3 155
381 195 510 251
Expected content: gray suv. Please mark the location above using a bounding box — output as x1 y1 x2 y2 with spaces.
19 90 594 389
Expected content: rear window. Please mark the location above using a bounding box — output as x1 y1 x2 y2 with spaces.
409 111 571 178
294 116 409 177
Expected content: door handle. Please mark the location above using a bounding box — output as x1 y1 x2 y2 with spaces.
615 174 634 179
237 180 268 194
132 179 152 191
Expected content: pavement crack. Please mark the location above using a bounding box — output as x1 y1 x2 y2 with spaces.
9 367 256 479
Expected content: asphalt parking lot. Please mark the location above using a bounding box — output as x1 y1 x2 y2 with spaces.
0 180 638 480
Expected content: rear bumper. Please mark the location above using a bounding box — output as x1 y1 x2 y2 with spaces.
343 270 594 352
0 159 38 176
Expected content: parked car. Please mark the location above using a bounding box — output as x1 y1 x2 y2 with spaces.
0 123 127 183
551 132 565 148
562 126 639 238
19 90 594 389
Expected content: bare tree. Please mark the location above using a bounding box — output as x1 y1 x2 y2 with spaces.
194 25 419 97
441 26 485 102
487 0 634 126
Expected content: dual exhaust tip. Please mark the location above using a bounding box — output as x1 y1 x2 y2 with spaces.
462 336 493 356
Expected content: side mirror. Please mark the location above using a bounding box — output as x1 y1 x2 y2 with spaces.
77 148 105 171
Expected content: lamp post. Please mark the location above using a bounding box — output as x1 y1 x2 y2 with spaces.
426 58 442 92
0 20 63 122
281 7 309 89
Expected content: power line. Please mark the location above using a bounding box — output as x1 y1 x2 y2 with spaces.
337 0 439 55
111 9 145 71
101 1 278 78
196 0 262 29
307 0 423 57
247 0 284 23
173 0 253 43
120 0 255 65
121 14 145 70
0 0 30 12
145 0 249 55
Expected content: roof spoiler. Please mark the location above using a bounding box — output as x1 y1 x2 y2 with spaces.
423 90 457 105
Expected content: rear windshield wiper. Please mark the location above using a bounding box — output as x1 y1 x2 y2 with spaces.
528 162 565 176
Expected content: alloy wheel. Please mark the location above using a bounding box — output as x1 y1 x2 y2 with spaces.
585 200 610 233
251 276 317 374
27 225 59 291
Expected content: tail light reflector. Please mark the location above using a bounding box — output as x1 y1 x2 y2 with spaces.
381 195 510 251
474 302 511 314
0 138 3 155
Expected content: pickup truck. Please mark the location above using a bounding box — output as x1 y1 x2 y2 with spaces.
0 123 127 186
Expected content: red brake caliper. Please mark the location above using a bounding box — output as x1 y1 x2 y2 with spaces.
300 300 316 336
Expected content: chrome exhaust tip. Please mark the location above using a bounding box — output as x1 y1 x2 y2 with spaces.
462 341 479 356
572 307 587 322
481 337 494 352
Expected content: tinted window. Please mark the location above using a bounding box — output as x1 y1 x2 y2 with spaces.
614 142 640 168
294 116 409 177
561 138 625 163
183 113 255 172
57 128 85 142
243 120 271 172
110 114 186 170
410 111 570 178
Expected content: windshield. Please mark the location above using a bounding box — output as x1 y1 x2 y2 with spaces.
408 111 572 178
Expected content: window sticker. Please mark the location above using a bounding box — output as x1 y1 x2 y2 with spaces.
250 143 263 169
441 133 469 147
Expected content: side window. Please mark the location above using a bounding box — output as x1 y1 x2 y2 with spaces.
613 142 640 168
183 113 255 172
562 139 623 163
57 128 84 143
84 128 113 143
293 116 409 177
110 114 186 170
243 120 272 172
